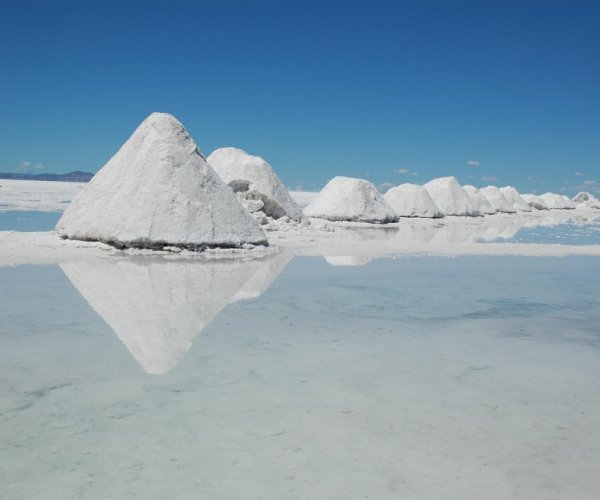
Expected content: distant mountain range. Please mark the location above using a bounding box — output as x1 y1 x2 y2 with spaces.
0 170 94 182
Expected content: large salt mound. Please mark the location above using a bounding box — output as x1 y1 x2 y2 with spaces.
303 176 398 223
56 113 267 250
383 183 443 218
539 192 576 210
572 192 600 209
463 185 496 215
423 177 481 216
522 194 549 210
479 186 516 213
207 147 302 221
500 186 532 212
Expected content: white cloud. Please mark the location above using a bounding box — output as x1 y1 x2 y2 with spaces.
481 175 498 182
583 180 597 185
17 160 44 173
465 174 474 179
575 171 584 176
395 168 419 176
467 160 480 167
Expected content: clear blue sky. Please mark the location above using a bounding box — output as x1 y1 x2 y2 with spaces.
1 0 598 195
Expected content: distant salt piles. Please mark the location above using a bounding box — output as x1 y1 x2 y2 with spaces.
500 186 532 212
304 176 398 223
56 113 267 250
479 186 516 213
207 147 302 222
572 192 600 209
463 185 496 215
539 193 576 210
384 183 443 218
521 194 549 210
423 177 481 216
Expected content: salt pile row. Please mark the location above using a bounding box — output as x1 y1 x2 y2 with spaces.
302 174 588 224
57 113 303 250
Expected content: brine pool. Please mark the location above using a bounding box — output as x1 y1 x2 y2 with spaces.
1 213 600 499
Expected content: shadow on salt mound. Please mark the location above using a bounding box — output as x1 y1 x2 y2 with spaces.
423 177 481 217
383 183 443 218
207 147 302 222
500 186 532 212
522 194 549 210
304 176 398 224
539 193 576 210
56 112 267 250
324 255 373 266
479 186 516 213
463 185 496 215
60 252 291 375
572 192 600 209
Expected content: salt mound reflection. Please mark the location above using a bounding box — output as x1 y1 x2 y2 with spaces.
60 251 290 375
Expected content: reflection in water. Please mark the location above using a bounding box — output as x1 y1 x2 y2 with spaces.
324 256 373 266
60 251 290 375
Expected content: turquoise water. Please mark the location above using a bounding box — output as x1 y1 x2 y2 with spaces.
1 255 599 499
0 211 62 231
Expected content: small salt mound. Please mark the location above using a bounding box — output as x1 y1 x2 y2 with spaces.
56 112 267 250
500 186 532 212
479 186 516 213
522 194 549 210
572 192 600 209
383 183 444 218
463 185 496 215
539 192 576 210
207 147 302 222
423 176 481 216
303 176 398 223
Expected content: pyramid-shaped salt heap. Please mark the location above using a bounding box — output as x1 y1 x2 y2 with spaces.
207 147 302 221
423 176 481 216
56 113 267 250
383 183 443 218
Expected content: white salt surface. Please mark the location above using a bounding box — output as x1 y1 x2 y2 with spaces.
539 193 576 210
423 177 480 216
383 183 443 218
463 185 496 215
207 147 302 221
57 113 267 250
304 176 398 223
0 178 85 212
522 194 549 210
500 186 532 212
572 191 600 209
480 186 516 213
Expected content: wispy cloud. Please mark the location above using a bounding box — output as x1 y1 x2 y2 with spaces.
17 160 44 173
481 175 498 182
583 180 597 185
575 171 584 176
394 167 419 176
465 174 474 179
467 160 480 167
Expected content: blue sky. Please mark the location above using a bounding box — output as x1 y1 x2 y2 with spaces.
1 0 598 194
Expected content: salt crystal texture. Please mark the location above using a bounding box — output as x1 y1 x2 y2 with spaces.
207 147 302 221
572 192 600 209
463 185 496 215
521 194 549 210
383 183 444 218
423 177 481 216
500 186 532 212
303 176 398 223
479 186 517 213
539 193 576 210
55 113 267 250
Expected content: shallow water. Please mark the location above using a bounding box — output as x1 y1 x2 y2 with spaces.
0 211 62 231
1 255 599 499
